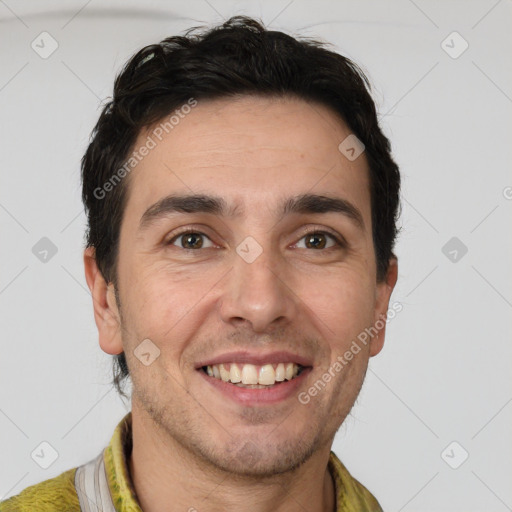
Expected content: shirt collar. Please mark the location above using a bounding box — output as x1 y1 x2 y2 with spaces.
103 411 380 511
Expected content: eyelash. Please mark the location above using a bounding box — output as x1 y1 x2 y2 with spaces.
166 227 346 251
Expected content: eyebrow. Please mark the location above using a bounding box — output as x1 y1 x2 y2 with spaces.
138 193 365 232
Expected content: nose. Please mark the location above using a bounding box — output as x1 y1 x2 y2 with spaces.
218 243 298 333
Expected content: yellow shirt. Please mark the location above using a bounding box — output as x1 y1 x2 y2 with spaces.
0 412 383 511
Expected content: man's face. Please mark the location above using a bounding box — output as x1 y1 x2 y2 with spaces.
95 95 396 476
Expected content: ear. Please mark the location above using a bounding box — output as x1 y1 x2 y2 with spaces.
369 257 398 357
83 246 123 355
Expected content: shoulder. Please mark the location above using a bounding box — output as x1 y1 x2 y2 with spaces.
329 451 383 512
0 467 80 512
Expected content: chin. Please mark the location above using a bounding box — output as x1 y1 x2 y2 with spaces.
199 430 323 478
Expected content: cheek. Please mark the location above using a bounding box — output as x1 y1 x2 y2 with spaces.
121 264 215 358
298 269 375 346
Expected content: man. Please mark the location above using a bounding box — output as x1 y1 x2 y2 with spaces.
1 15 399 512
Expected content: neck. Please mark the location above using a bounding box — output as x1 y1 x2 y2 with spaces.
127 407 336 512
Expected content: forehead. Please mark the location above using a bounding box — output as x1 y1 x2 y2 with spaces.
123 95 371 226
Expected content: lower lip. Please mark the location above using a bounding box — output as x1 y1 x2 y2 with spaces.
198 368 312 406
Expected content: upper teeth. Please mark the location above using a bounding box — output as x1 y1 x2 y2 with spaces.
205 363 300 386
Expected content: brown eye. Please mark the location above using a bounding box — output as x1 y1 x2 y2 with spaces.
180 233 203 249
305 233 327 249
295 231 343 250
168 230 214 250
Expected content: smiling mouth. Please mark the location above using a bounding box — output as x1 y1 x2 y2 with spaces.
201 362 305 388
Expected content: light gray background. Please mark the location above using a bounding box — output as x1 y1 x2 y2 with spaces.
1 1 511 510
